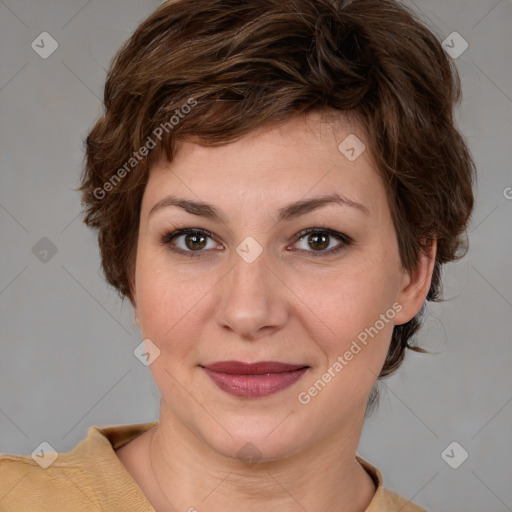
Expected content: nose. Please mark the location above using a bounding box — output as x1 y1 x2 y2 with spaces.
214 246 289 341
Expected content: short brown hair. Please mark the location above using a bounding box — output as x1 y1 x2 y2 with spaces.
79 0 476 389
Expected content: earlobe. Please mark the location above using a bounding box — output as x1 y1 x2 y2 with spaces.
133 302 143 330
394 237 437 326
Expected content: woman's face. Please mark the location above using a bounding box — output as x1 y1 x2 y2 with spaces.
132 111 433 461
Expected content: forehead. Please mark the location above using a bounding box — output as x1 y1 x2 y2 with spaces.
142 112 386 219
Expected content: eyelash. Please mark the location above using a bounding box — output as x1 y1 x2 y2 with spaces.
159 227 353 259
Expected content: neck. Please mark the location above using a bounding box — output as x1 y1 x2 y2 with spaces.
145 403 376 512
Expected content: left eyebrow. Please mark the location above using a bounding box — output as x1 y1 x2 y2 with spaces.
276 193 369 221
148 193 369 223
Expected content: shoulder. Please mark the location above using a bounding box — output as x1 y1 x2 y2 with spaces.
0 422 158 511
380 487 428 512
0 452 96 511
356 455 428 512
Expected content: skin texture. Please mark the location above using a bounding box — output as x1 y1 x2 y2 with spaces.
116 111 436 512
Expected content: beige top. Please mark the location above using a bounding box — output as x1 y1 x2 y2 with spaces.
0 421 427 511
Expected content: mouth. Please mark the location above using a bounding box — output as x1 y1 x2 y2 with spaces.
200 361 310 398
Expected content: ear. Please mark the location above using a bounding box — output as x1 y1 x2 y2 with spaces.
393 236 437 326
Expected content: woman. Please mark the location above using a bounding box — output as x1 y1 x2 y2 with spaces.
0 0 476 510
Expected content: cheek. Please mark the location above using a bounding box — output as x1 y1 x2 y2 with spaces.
135 249 218 357
313 287 396 380
309 259 399 338
299 255 400 389
296 274 399 412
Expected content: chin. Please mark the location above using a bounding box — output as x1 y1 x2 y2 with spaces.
204 427 306 466
180 403 311 464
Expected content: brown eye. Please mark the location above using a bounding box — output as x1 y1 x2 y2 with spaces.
307 233 329 251
184 232 207 251
291 228 352 258
160 228 218 257
161 227 352 259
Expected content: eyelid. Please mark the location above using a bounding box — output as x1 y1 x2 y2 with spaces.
293 227 352 245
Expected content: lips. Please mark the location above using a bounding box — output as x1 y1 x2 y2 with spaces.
203 361 308 375
201 360 309 398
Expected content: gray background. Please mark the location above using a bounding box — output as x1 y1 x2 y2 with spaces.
0 0 511 511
